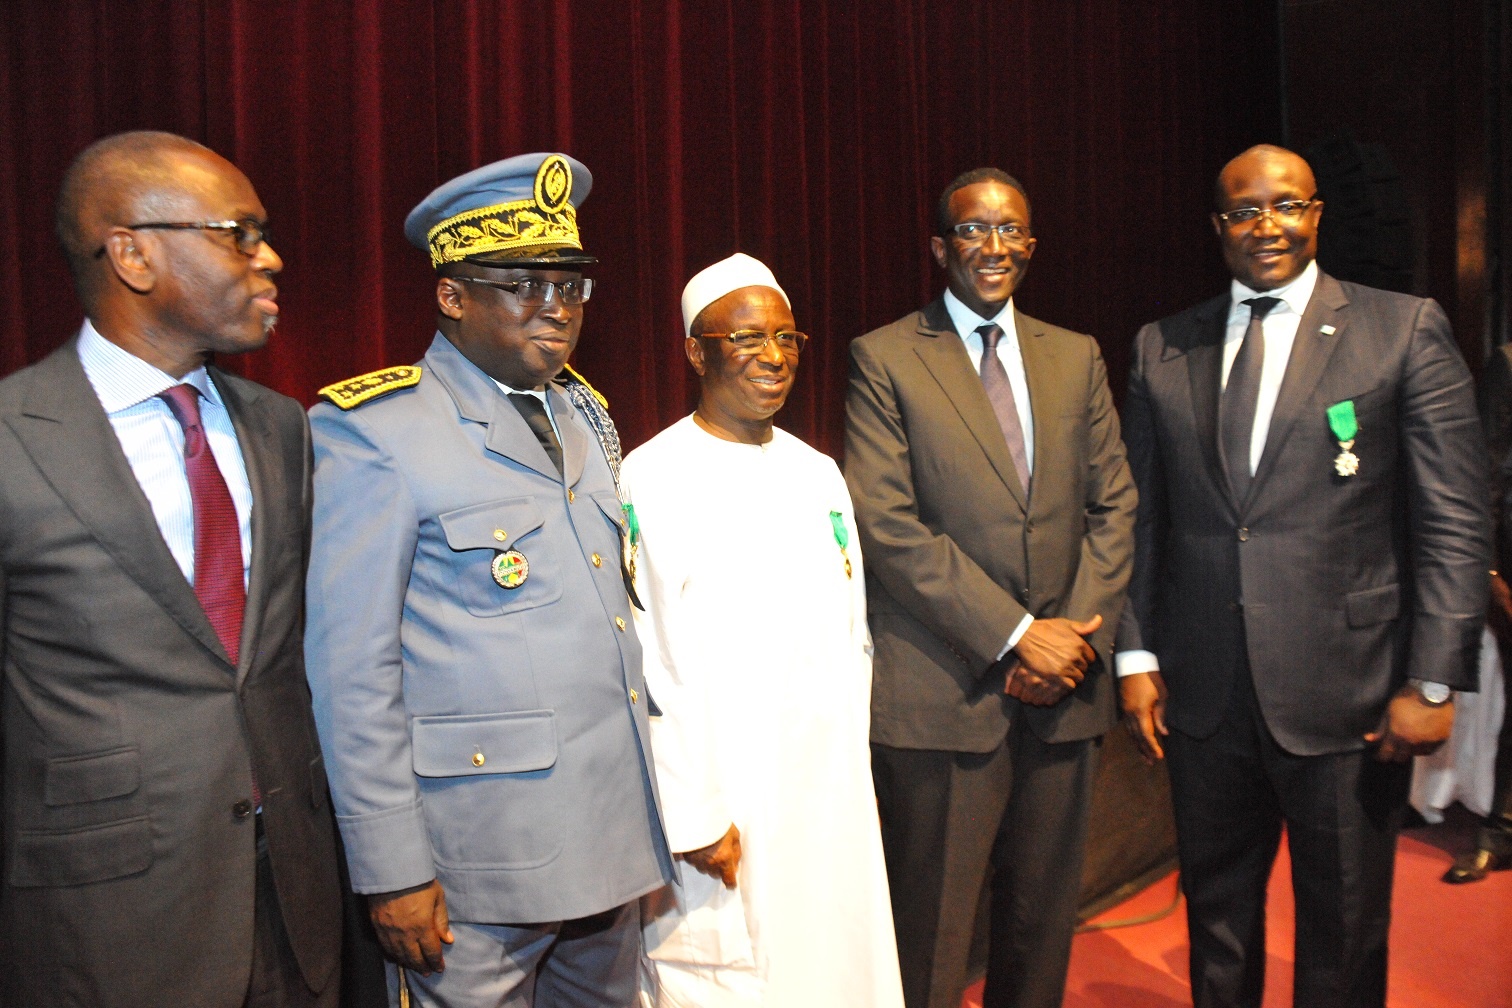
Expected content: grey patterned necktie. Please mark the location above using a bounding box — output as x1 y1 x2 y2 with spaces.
977 323 1029 490
1220 296 1282 502
509 393 563 477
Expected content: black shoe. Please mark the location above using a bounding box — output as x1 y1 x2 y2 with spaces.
1443 846 1511 884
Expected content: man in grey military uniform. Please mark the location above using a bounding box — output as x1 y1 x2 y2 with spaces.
304 152 672 1008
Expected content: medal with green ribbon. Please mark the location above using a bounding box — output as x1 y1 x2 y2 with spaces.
1327 400 1359 476
830 510 853 579
622 503 641 581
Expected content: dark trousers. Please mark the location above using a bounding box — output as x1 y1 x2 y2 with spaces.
247 819 338 1008
1166 677 1409 1008
872 722 1100 1008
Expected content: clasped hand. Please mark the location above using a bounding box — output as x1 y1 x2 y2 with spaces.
1007 615 1102 705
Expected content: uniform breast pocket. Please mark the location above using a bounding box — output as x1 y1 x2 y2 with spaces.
440 498 564 617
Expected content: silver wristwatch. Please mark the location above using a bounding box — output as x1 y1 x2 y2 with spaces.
1407 679 1452 706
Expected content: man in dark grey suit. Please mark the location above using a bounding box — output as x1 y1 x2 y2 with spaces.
0 131 341 1006
1118 145 1490 1007
845 168 1137 1008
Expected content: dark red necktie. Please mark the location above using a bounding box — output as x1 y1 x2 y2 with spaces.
159 383 246 665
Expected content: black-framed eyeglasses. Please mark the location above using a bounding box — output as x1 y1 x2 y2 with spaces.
947 222 1032 246
698 330 810 354
93 218 270 258
455 276 594 306
1214 199 1318 226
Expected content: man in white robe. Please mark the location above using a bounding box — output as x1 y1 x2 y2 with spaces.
626 254 905 1008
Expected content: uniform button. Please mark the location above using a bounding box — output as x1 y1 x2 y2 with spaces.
472 751 486 767
630 688 639 704
493 529 507 542
592 553 603 567
615 616 626 631
1237 527 1250 542
232 799 253 819
568 489 576 503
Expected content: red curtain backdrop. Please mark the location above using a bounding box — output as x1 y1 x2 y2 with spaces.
2 0 1280 459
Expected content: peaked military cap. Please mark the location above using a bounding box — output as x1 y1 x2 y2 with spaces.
405 152 597 269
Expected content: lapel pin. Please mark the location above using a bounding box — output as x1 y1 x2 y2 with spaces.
1320 324 1336 335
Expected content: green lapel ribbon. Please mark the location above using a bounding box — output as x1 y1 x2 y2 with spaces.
622 503 640 545
829 510 849 550
1326 400 1359 442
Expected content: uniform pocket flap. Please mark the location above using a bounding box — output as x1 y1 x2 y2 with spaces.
43 746 141 806
9 816 152 887
440 498 545 552
1345 583 1400 627
591 492 627 532
412 710 558 777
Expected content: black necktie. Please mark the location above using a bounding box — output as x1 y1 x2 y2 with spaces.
509 394 563 477
1220 296 1282 502
977 323 1030 490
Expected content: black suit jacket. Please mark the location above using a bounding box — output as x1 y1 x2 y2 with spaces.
0 341 341 1006
1121 273 1491 755
845 299 1137 752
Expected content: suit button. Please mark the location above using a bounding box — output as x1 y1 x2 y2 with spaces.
615 616 626 631
592 553 603 567
1237 527 1250 542
568 489 576 503
232 799 253 819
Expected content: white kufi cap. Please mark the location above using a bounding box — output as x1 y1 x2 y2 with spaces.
680 253 790 337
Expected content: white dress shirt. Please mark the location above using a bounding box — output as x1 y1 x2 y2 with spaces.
1115 260 1320 677
77 320 254 588
942 290 1036 656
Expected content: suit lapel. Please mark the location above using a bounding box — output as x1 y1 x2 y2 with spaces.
1247 274 1348 503
7 343 229 663
217 370 277 684
911 300 1027 509
1182 299 1231 512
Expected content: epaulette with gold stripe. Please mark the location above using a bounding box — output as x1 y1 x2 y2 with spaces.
318 366 423 410
561 363 608 408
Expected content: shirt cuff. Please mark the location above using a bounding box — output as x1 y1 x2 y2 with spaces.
997 613 1037 660
1115 649 1160 678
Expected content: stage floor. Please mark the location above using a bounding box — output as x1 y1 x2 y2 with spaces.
963 805 1512 1008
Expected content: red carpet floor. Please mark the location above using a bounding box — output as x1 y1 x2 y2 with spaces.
962 808 1512 1007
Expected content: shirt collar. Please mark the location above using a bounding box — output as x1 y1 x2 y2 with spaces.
1229 259 1319 318
77 319 219 414
943 288 1016 343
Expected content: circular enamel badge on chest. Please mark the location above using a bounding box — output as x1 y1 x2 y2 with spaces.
491 549 530 589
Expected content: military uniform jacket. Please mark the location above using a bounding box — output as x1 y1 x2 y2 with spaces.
305 333 672 925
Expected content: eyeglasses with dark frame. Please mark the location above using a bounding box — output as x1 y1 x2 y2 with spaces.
93 218 271 258
697 330 810 355
454 276 594 306
947 222 1033 246
1214 198 1319 227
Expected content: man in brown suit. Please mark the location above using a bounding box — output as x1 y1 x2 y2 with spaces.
844 168 1137 1008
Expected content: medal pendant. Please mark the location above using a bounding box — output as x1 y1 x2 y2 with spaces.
1333 438 1359 477
491 549 529 589
842 550 854 579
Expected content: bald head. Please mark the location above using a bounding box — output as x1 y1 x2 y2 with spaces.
55 131 231 299
1214 144 1315 209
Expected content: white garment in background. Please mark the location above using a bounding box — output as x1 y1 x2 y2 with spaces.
1412 626 1506 821
624 417 904 1008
